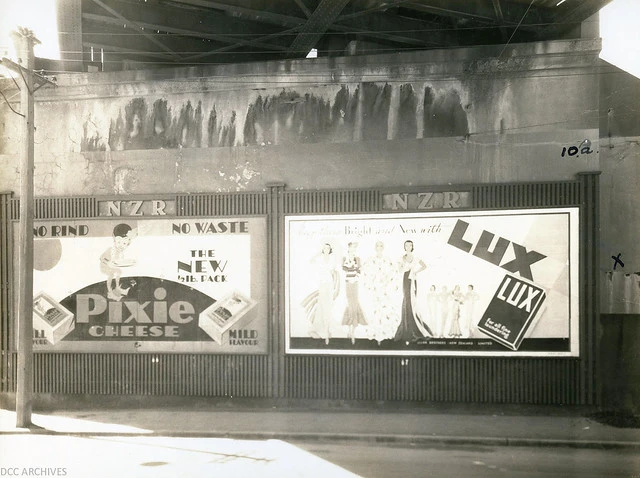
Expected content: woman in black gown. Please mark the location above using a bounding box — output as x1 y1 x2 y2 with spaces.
393 240 428 342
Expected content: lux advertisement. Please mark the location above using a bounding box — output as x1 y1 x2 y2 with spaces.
25 217 268 353
285 208 579 356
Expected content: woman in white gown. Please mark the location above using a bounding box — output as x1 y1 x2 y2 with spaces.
301 243 339 344
362 241 399 343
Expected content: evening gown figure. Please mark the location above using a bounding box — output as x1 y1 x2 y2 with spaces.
448 297 462 337
362 253 399 343
394 270 423 341
342 256 367 327
302 254 338 341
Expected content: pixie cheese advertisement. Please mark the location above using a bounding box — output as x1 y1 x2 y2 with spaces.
25 217 268 353
285 208 579 356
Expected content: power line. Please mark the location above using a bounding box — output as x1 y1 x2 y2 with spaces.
0 88 24 117
498 0 536 59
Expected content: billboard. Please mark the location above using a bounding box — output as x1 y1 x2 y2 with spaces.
285 208 579 356
26 217 268 353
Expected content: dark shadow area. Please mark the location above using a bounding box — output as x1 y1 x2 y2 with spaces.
589 411 640 429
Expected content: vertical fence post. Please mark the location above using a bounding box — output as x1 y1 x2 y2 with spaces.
578 171 601 405
267 183 285 398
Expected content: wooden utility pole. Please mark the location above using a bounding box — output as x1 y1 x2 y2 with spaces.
11 28 38 428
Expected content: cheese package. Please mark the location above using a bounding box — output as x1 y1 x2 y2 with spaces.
198 291 257 344
33 292 75 345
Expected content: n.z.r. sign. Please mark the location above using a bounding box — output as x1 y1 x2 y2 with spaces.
98 199 176 217
383 192 470 210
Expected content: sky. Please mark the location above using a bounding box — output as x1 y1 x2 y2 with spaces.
599 0 640 78
0 0 60 60
0 0 639 78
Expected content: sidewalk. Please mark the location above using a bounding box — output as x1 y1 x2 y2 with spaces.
1 398 639 449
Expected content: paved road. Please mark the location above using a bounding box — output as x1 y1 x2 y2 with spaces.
2 433 639 477
0 435 359 478
295 441 640 478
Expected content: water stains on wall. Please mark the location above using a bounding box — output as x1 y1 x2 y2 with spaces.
175 100 203 148
82 83 470 152
151 99 170 147
361 83 392 140
423 87 469 138
107 98 147 151
331 85 358 140
243 90 335 146
397 84 418 139
207 107 218 147
81 122 104 152
88 98 210 152
219 111 237 147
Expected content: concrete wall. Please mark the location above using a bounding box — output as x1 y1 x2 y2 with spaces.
598 62 640 413
599 63 640 277
600 139 640 281
0 39 601 195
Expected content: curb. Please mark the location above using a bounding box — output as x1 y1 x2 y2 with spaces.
2 429 640 450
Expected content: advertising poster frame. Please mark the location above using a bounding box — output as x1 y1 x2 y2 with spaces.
23 215 269 354
285 207 580 357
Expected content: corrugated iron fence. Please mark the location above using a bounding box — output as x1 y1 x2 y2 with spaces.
0 172 600 404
